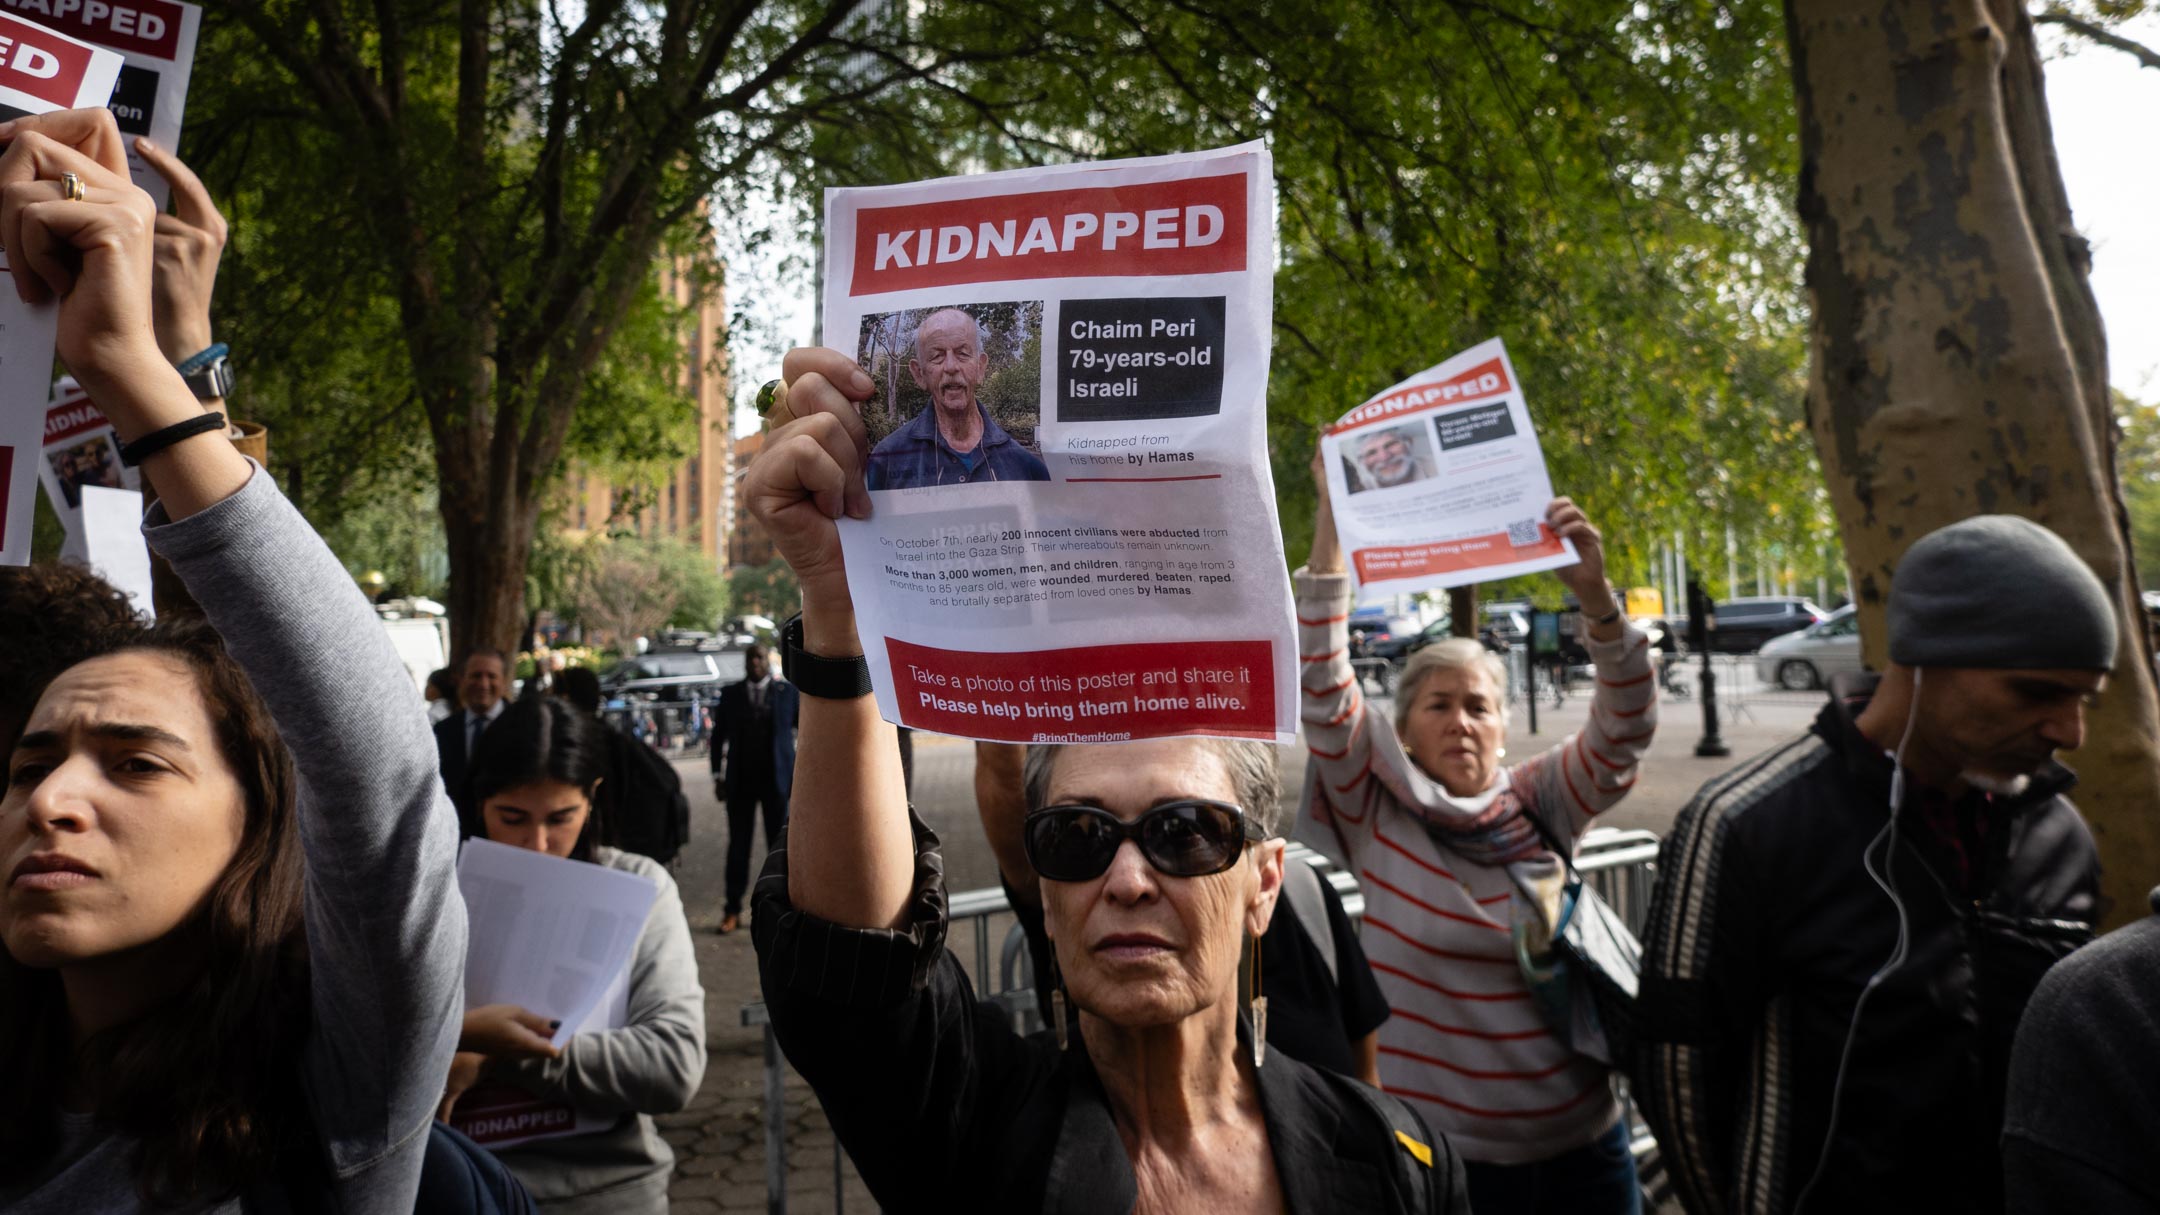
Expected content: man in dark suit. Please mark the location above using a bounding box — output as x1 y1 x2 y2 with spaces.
433 648 508 813
709 644 797 933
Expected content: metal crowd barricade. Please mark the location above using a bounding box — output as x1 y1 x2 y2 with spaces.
1351 655 1394 695
737 828 1662 1214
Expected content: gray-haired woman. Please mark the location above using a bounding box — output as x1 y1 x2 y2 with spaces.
1299 453 1658 1215
738 346 1471 1213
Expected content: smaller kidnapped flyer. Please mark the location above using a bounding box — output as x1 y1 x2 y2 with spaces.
823 143 1297 744
1321 339 1578 601
38 377 140 545
0 12 125 567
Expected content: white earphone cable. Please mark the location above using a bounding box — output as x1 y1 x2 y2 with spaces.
1793 669 1921 1213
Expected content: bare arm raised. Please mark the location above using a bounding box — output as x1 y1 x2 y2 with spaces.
746 347 913 930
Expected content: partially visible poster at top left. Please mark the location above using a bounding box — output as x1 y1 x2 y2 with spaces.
0 11 123 566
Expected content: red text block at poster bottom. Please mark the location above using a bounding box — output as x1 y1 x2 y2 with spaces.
886 638 1277 742
1352 525 1565 583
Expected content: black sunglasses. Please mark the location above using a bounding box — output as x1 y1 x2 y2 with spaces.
1022 799 1268 882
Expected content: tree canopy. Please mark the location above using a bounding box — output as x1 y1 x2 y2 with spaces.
187 0 1832 648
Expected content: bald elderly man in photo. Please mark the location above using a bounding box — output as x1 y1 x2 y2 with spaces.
864 308 1051 489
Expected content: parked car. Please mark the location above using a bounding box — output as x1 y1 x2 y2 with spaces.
1705 595 1827 653
600 649 747 701
1754 604 1862 689
1366 616 1453 662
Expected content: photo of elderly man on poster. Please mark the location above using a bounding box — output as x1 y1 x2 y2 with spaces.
859 304 1051 489
1342 421 1437 494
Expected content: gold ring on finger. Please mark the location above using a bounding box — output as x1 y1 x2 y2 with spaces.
59 172 83 202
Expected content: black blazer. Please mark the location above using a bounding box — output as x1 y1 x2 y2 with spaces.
754 820 1467 1214
708 679 799 797
432 707 492 810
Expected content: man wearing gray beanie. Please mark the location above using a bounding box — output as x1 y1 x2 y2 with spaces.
1634 515 2110 1215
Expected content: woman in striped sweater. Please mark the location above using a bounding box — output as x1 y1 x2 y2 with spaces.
1298 458 1657 1215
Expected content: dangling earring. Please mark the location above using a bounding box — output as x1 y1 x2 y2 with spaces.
1053 984 1070 1052
1246 933 1268 1068
1496 747 1507 758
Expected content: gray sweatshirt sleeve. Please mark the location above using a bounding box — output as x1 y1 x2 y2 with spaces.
144 468 467 1210
499 855 707 1116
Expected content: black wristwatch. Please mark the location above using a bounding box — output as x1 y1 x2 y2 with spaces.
781 614 874 699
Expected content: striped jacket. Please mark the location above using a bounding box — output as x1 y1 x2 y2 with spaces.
1633 680 2099 1215
1296 569 1658 1164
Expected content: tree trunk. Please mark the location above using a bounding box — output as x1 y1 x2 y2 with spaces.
439 479 536 661
1787 0 2160 925
1450 585 1478 641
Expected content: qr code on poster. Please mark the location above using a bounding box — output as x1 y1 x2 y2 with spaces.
1506 518 1543 548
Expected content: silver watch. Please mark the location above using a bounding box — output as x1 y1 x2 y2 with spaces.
182 353 234 400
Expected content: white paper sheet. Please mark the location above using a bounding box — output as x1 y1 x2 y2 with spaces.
447 959 631 1149
456 838 658 1051
1321 338 1579 601
447 838 657 1149
0 11 125 566
823 143 1297 745
77 482 149 614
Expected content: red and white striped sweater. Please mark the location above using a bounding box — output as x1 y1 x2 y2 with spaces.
1295 569 1658 1164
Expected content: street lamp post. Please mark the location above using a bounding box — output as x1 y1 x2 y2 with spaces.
1688 579 1729 758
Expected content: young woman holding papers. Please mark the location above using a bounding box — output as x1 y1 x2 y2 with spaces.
439 695 707 1214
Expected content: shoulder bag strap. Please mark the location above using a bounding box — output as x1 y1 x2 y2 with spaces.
1281 858 1338 983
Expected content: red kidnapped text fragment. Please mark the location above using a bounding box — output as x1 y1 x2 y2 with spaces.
851 173 1247 296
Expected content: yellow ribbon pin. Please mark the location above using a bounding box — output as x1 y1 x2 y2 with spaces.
1395 1130 1433 1168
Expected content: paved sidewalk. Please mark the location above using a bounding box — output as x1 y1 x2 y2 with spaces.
660 759 877 1214
662 683 1827 1211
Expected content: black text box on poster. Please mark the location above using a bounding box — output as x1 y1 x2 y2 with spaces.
1434 401 1516 451
110 65 159 136
1058 296 1226 422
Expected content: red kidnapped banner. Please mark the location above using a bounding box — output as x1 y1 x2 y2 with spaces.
1353 524 1565 583
1327 357 1513 435
0 0 182 59
44 394 106 445
447 1085 579 1147
850 172 1247 296
0 10 100 107
886 637 1275 741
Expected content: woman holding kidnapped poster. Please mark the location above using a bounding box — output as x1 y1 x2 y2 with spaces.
1300 449 1656 1214
742 350 1469 1213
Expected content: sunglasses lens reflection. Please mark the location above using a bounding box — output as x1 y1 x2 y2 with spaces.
1027 802 1247 881
1029 810 1116 881
1142 803 1239 875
